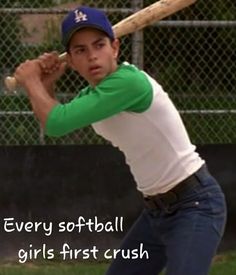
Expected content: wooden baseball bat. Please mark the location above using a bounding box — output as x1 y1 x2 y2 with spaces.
4 0 196 92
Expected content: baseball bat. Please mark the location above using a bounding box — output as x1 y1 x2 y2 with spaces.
4 0 196 92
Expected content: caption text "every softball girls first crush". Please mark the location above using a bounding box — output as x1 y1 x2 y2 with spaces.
2 216 149 263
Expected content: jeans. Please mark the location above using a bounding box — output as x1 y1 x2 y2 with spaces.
106 170 227 275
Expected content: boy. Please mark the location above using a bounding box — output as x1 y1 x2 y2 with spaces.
14 6 226 275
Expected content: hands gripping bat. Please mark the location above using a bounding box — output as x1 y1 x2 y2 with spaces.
4 0 196 92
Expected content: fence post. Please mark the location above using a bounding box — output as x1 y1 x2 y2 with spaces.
131 0 144 69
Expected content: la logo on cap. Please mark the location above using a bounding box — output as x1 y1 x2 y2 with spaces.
74 10 88 23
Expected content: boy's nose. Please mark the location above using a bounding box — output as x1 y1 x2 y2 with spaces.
88 49 97 61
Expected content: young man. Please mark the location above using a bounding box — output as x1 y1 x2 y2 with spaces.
14 6 226 275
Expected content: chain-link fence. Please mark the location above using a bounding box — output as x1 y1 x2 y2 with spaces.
0 0 236 145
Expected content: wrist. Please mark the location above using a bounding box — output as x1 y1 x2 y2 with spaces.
23 76 42 90
24 77 45 97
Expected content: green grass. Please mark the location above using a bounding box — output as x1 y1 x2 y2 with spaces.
0 262 108 275
0 251 236 275
210 251 236 275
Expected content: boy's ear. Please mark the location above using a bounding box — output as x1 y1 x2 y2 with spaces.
112 39 120 59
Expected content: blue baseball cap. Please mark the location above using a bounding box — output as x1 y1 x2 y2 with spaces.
61 6 115 48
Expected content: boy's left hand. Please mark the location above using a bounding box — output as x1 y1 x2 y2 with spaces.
38 51 67 90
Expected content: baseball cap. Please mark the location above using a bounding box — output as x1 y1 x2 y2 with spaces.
61 6 115 48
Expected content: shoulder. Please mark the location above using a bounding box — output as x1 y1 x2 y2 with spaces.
96 62 154 113
111 62 147 83
99 62 152 93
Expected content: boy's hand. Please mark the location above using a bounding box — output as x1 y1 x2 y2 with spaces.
14 59 42 89
38 51 67 91
15 52 67 95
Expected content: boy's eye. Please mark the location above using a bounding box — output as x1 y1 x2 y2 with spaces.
75 48 85 54
73 47 85 54
96 43 105 49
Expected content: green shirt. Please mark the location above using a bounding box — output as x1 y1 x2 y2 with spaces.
45 63 152 136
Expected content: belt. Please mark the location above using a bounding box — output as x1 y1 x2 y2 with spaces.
144 165 209 211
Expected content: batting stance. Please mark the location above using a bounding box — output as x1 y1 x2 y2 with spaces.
14 6 226 275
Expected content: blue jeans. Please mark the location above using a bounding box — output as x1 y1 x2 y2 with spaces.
106 169 227 275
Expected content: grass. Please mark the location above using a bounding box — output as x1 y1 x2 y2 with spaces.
0 262 108 275
0 251 236 275
209 251 236 275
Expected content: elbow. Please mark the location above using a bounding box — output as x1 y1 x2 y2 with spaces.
44 104 70 137
45 121 69 137
45 117 69 137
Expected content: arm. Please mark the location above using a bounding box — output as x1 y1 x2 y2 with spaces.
46 65 153 136
14 53 66 128
22 74 58 128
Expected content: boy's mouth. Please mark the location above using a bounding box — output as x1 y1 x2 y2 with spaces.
89 65 102 74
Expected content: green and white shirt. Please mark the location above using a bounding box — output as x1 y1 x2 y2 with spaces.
46 62 204 196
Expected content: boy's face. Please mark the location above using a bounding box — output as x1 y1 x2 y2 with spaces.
67 28 119 87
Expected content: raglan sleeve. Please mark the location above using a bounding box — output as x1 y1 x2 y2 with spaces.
45 67 153 137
